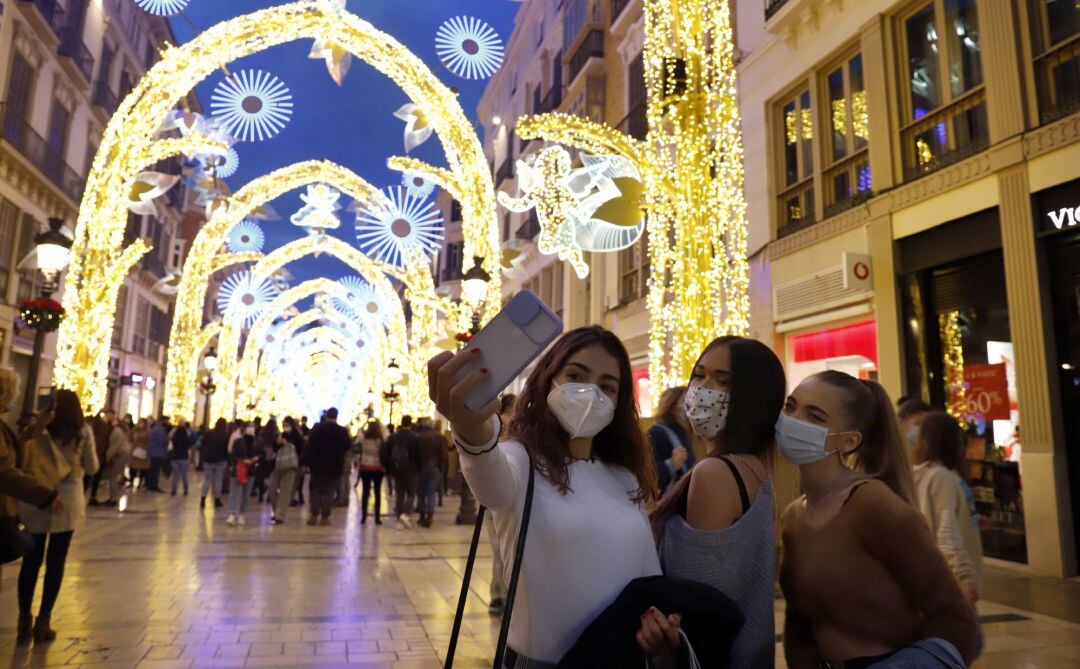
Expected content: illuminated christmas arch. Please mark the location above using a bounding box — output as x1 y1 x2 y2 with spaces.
54 1 501 413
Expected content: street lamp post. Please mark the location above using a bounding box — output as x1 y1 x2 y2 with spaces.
384 359 403 426
455 256 491 525
18 218 73 424
200 348 218 430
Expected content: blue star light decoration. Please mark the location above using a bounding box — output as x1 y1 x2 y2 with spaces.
332 276 391 329
435 16 505 80
211 70 294 143
216 270 281 329
135 0 189 16
355 187 444 267
226 220 265 253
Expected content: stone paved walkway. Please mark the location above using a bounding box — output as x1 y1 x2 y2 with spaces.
1 473 1078 668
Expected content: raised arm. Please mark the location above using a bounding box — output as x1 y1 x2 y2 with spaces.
454 416 528 513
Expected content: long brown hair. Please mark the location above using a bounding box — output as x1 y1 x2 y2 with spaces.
650 336 786 541
815 370 915 504
914 411 969 482
654 386 686 428
505 326 655 502
48 388 85 446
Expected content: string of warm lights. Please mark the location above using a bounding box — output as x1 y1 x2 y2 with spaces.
939 310 967 421
54 1 500 414
514 0 750 400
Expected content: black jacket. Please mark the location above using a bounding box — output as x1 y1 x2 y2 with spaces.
556 576 744 669
201 432 229 464
303 421 351 478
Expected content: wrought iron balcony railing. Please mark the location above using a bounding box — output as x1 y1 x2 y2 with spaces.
0 102 85 203
92 80 119 116
59 28 95 83
568 29 604 84
19 0 65 38
617 102 648 140
496 155 515 186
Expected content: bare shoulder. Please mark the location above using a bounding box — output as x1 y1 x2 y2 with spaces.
685 458 744 531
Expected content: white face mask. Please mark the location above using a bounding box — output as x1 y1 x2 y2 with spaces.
774 413 858 466
546 383 615 439
684 386 730 440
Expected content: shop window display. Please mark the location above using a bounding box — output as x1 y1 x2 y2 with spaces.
902 248 1026 563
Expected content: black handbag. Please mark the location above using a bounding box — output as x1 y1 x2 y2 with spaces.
445 459 535 669
0 516 36 564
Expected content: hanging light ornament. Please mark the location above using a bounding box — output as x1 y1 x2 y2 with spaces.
128 172 180 216
332 276 391 328
401 170 436 199
290 184 342 234
211 70 294 142
134 0 189 16
355 186 444 267
216 270 281 329
435 16 505 80
213 147 240 179
153 269 183 295
393 104 433 152
226 220 265 253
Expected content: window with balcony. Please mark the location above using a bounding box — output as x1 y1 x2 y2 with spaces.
776 88 815 236
620 52 648 140
900 0 987 181
0 199 18 299
1026 0 1080 124
823 54 872 218
112 285 128 347
442 241 463 281
618 230 650 303
16 214 41 302
132 296 149 356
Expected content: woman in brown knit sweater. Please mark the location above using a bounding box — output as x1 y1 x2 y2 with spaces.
778 371 977 669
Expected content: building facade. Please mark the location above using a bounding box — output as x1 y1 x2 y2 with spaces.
0 0 200 422
738 0 1080 578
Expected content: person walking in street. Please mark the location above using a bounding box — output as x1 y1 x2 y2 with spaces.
129 418 151 490
911 412 984 611
415 417 447 528
102 412 131 506
385 415 420 528
647 386 696 496
0 368 59 607
267 417 301 524
225 423 257 527
303 408 351 526
200 419 229 509
356 420 385 524
428 326 667 665
254 418 279 503
778 371 977 668
85 409 112 505
168 420 193 496
17 389 98 645
146 419 169 492
643 336 787 668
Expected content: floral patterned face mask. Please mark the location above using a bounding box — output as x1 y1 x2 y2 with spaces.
684 386 730 440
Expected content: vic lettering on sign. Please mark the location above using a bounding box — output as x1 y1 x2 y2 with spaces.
1048 206 1080 230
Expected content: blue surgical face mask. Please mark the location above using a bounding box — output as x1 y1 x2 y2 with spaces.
906 427 919 447
774 413 858 466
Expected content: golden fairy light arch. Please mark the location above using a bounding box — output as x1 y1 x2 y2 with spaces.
54 1 501 413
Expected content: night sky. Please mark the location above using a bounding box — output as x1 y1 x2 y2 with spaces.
170 0 519 285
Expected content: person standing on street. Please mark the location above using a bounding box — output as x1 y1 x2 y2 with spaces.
146 419 169 492
303 408 351 526
356 420 385 524
225 423 257 527
103 413 131 506
85 409 112 505
415 417 447 528
385 415 420 528
267 417 302 524
200 419 229 509
129 418 150 490
168 420 193 496
647 386 696 495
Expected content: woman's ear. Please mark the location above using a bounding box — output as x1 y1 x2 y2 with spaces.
839 431 863 456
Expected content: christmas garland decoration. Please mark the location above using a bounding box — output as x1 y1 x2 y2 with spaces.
18 298 65 332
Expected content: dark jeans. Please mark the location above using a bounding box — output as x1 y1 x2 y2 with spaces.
358 470 384 519
148 457 165 490
394 473 418 516
18 531 74 617
309 473 337 519
418 465 440 514
85 468 104 502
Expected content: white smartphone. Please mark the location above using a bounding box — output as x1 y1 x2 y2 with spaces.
454 290 564 411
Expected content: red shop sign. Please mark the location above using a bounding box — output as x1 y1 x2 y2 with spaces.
963 363 1010 421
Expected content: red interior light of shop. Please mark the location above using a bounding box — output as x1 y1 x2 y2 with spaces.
792 321 878 365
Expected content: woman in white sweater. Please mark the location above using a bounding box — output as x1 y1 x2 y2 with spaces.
429 326 662 667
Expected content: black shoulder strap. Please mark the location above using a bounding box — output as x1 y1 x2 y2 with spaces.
717 456 750 515
445 457 535 669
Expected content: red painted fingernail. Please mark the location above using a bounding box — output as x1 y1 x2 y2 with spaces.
640 613 648 621
471 348 481 355
481 368 489 374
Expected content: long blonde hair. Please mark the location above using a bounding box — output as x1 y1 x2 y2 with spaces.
0 368 19 410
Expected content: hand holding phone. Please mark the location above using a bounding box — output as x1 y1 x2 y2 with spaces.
428 291 562 446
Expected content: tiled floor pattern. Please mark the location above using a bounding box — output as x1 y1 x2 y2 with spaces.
0 475 1078 668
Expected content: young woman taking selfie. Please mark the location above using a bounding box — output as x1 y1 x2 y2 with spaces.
428 326 661 668
778 371 977 669
643 336 786 669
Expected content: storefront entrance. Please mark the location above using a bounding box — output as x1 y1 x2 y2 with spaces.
899 209 1027 563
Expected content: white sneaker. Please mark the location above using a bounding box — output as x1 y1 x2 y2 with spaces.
238 515 247 526
398 514 412 529
226 514 237 526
